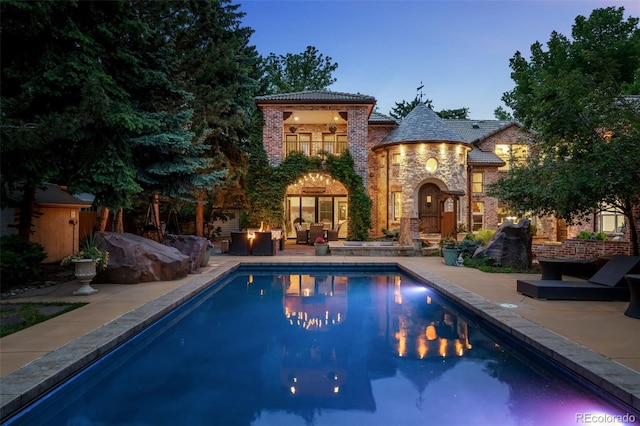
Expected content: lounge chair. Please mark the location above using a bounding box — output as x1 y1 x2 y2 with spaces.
517 255 640 300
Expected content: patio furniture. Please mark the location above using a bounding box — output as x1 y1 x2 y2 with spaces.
327 222 344 241
308 223 325 245
252 231 276 256
271 229 284 250
228 231 251 256
624 274 640 319
517 255 639 300
295 224 309 244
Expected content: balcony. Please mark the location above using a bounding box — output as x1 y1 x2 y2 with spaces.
284 139 348 158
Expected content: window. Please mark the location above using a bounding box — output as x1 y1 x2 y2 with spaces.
472 202 484 231
496 144 528 170
425 158 438 173
472 172 483 193
392 192 402 221
599 204 625 233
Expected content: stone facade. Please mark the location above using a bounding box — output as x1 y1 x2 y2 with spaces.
254 90 637 250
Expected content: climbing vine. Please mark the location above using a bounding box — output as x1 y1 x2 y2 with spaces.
246 150 372 240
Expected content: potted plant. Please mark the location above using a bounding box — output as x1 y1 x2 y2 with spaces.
61 234 109 295
314 236 329 256
440 237 460 266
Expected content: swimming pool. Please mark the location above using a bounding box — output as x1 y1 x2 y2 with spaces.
4 265 637 425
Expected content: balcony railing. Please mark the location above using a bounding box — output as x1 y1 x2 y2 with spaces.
284 140 348 157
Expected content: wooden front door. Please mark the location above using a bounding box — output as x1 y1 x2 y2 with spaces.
419 184 441 233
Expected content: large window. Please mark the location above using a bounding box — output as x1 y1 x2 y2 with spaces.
472 172 483 194
472 201 484 231
495 144 528 171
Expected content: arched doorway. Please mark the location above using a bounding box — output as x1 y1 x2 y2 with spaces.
285 173 348 239
418 183 441 233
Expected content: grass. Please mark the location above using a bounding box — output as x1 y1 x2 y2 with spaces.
0 302 86 337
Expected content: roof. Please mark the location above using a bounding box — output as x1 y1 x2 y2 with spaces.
377 103 466 146
255 90 376 104
467 147 505 166
7 183 94 208
368 111 398 125
444 119 521 144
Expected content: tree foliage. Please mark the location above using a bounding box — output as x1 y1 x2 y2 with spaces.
261 46 338 94
491 6 640 254
389 96 469 120
1 0 260 236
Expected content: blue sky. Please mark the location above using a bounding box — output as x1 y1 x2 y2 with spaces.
239 0 639 119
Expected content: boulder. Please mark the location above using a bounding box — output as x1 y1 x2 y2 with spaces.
162 234 207 274
472 219 532 269
94 232 189 284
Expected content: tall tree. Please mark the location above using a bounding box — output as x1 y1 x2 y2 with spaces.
1 0 260 236
491 7 640 255
494 106 513 120
261 46 338 94
389 96 470 120
1 0 145 236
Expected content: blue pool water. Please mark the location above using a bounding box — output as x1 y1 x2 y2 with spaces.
5 266 637 425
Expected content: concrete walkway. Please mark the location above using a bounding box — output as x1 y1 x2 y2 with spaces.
1 245 639 416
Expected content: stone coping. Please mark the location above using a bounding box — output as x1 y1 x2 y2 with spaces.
1 260 639 421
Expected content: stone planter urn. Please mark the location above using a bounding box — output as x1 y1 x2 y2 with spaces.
443 247 460 266
72 259 98 295
315 243 329 256
200 248 211 267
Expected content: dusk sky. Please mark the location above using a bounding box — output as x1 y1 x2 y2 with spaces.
239 0 639 119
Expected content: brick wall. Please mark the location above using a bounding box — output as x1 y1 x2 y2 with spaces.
532 239 630 260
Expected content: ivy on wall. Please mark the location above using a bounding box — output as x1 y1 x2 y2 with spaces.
246 150 372 241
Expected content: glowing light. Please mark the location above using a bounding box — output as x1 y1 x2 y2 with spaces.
333 386 340 394
290 386 296 394
426 325 437 340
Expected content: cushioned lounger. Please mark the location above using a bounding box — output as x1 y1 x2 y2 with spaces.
517 255 640 301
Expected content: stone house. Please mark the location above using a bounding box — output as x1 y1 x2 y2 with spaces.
255 89 620 242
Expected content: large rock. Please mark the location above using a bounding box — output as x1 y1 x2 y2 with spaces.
472 219 532 269
162 234 207 274
94 232 190 284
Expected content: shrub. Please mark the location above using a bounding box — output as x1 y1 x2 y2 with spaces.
576 231 607 241
458 239 480 258
474 229 496 245
0 235 47 291
381 227 399 241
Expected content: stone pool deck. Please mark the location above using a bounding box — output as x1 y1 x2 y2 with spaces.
1 245 639 418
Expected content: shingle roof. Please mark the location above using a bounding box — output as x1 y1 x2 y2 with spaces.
255 90 376 104
444 119 520 144
7 183 94 207
467 147 505 166
368 111 398 125
377 103 465 146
